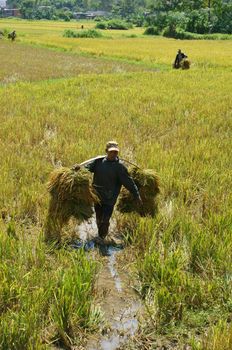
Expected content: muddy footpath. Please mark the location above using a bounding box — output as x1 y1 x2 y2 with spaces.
77 219 142 350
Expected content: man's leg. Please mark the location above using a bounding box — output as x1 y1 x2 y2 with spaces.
99 204 114 239
94 204 114 240
94 203 103 231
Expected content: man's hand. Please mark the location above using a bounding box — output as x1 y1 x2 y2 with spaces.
136 195 143 206
71 163 81 171
136 195 145 216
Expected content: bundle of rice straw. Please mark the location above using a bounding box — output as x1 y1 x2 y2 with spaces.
44 167 99 243
181 59 190 70
117 167 160 217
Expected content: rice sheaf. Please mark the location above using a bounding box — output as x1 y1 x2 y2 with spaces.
117 167 160 216
44 167 99 242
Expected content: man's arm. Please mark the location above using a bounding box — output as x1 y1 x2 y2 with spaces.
174 54 179 65
118 164 140 199
84 159 95 173
72 159 96 172
84 156 105 173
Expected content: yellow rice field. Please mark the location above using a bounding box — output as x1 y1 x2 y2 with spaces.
0 18 231 350
1 19 232 68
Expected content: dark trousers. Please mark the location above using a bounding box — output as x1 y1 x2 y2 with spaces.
94 203 114 239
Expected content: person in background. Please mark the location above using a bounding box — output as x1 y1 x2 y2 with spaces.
8 30 16 41
174 49 188 68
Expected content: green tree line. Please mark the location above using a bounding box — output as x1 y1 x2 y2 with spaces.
3 0 232 33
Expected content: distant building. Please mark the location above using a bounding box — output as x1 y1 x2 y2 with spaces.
73 10 109 20
0 0 21 17
2 8 21 17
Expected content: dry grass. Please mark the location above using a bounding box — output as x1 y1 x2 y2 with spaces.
0 41 148 83
200 321 232 350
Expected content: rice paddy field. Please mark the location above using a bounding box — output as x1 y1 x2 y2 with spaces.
0 19 232 350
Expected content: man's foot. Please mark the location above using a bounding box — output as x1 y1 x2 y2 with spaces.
94 236 105 246
99 244 110 257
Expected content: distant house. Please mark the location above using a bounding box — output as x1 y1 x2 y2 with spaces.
73 10 109 20
0 0 21 17
2 8 21 17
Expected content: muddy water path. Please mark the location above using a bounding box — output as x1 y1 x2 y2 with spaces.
77 219 142 350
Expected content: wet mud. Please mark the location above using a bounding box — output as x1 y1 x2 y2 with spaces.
76 218 142 350
87 247 141 350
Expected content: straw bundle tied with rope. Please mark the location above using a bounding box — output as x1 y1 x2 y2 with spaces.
117 167 160 216
181 59 190 70
44 167 99 243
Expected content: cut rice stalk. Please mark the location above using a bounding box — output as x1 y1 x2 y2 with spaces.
117 167 160 217
44 167 99 243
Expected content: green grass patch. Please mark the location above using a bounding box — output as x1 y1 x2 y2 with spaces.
163 28 232 40
63 29 103 38
143 26 160 36
95 19 133 30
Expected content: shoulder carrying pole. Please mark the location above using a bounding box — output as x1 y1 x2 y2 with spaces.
79 156 141 169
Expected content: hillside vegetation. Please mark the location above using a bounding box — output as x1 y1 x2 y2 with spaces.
4 0 232 35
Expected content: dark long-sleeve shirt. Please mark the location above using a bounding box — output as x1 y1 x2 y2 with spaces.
85 156 139 206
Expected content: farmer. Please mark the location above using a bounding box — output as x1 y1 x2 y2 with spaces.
73 141 142 242
8 30 16 41
174 49 187 69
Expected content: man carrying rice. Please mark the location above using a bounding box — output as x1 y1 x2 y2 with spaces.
173 49 188 69
73 141 142 242
8 30 16 41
